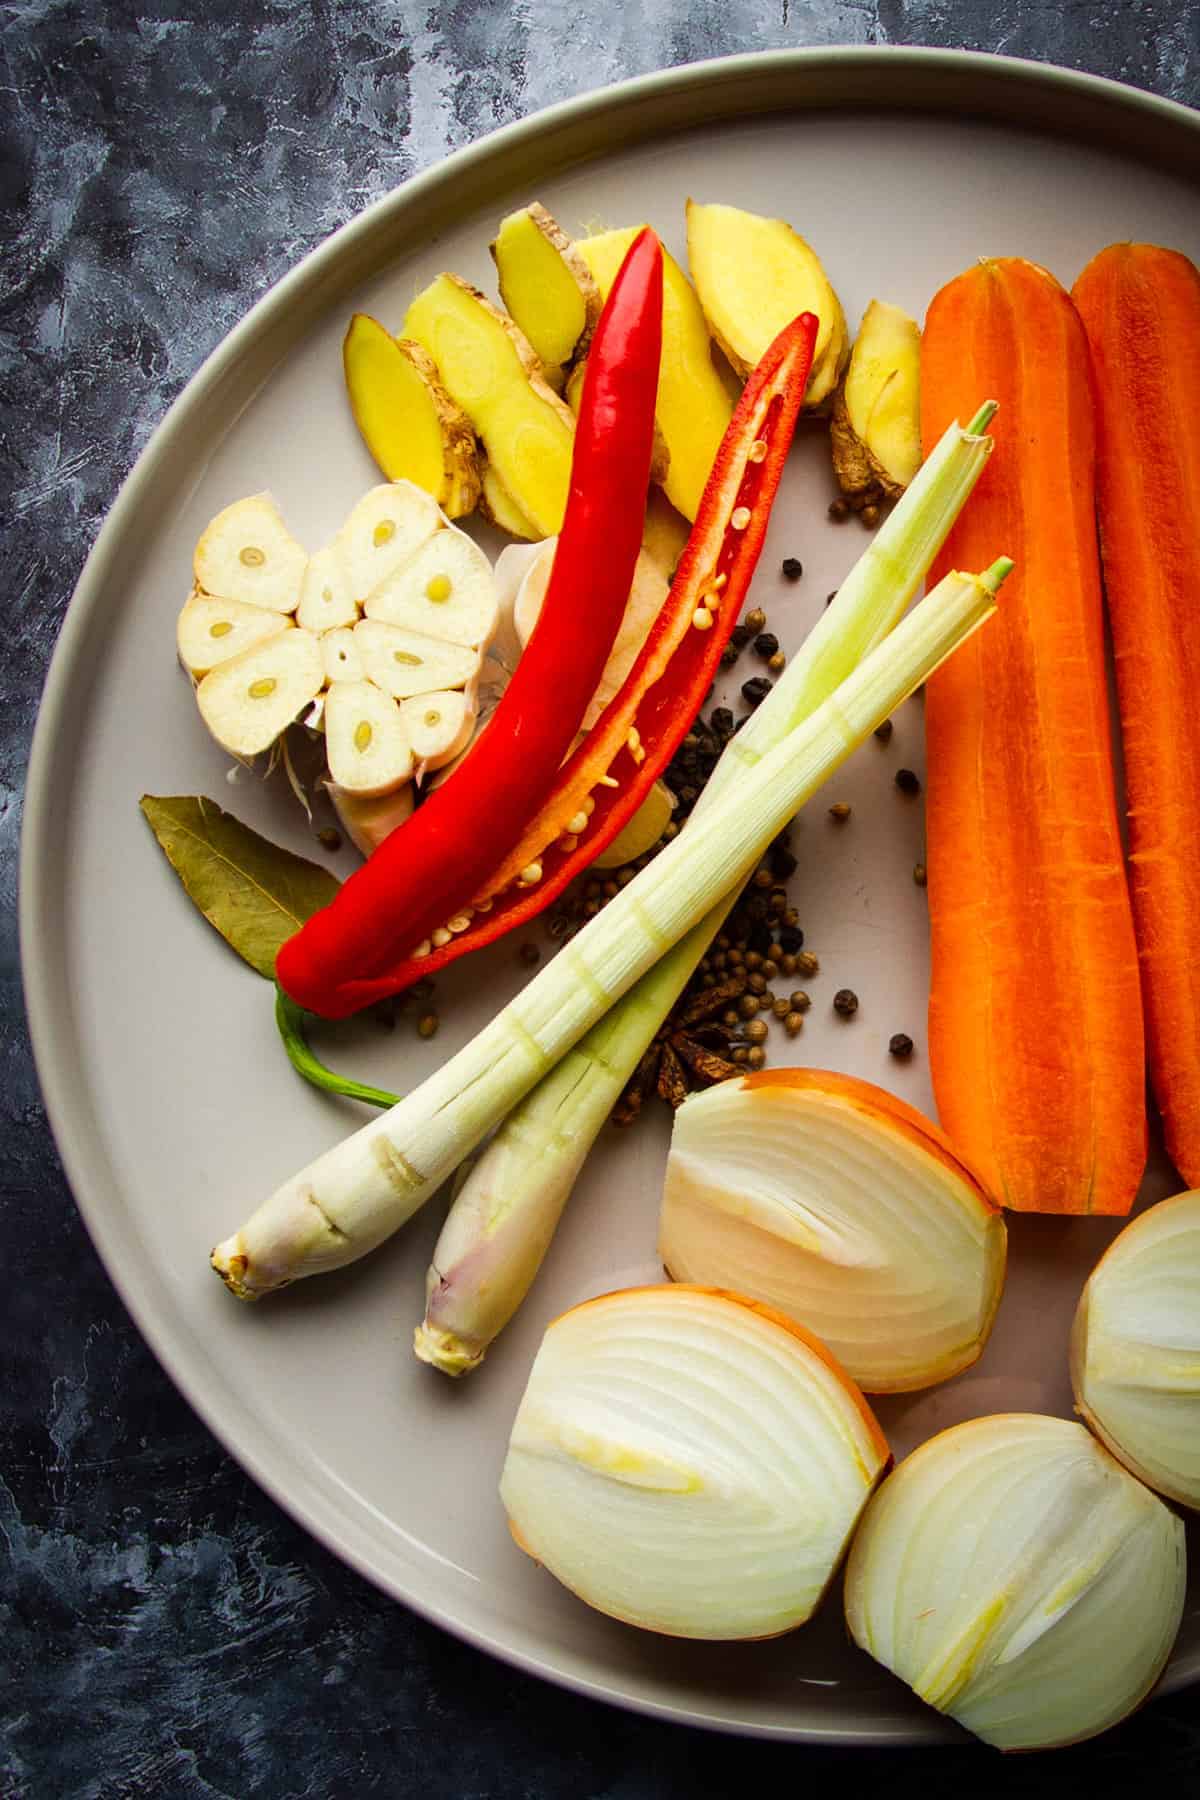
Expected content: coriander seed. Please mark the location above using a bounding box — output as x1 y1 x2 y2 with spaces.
417 1012 439 1038
790 990 811 1012
913 862 928 888
828 801 851 822
795 950 819 977
784 1011 804 1036
745 606 766 633
746 1046 766 1069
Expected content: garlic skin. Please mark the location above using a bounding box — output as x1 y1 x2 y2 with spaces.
500 1284 889 1642
845 1413 1186 1751
1071 1189 1200 1511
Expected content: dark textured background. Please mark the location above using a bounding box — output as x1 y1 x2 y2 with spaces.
5 5 1200 1795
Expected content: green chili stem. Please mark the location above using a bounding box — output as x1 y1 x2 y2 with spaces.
274 986 401 1110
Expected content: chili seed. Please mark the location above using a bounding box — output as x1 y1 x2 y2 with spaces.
913 862 928 888
519 942 540 966
833 988 859 1018
754 632 780 658
784 1011 805 1036
746 1046 766 1069
741 676 772 708
895 768 922 795
781 557 804 580
828 801 852 822
417 1013 439 1038
790 990 812 1012
889 1032 915 1059
796 950 820 977
745 1019 768 1044
874 719 894 743
745 607 767 633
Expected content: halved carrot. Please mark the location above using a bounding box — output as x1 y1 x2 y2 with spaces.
921 257 1145 1215
1072 244 1200 1187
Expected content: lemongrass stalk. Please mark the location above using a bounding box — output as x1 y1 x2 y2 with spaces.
212 556 1006 1300
417 410 999 1371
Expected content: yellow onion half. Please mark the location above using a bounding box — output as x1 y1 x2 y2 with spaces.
845 1413 1186 1750
500 1284 890 1640
1071 1188 1200 1511
659 1069 1006 1392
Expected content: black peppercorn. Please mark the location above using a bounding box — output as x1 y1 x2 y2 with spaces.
769 844 798 880
873 719 894 743
720 644 738 667
710 706 734 737
889 1032 915 1059
895 768 921 795
741 676 772 708
781 557 804 580
777 924 804 953
754 632 780 658
833 988 859 1018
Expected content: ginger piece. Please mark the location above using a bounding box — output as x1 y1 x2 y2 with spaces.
402 274 575 539
640 488 690 582
491 203 602 391
343 315 481 520
575 228 731 522
830 300 922 506
478 463 539 540
685 201 848 412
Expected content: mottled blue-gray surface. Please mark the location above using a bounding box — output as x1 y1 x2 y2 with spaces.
4 3 1200 1795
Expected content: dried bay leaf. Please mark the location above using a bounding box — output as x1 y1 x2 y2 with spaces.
140 794 339 980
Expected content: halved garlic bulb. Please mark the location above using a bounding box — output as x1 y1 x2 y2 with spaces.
196 629 325 757
845 1413 1186 1750
500 1284 889 1641
323 679 413 797
337 481 442 603
353 619 480 700
193 494 308 613
364 526 499 648
296 541 358 634
176 591 292 679
1071 1189 1200 1511
660 1070 1006 1392
399 689 474 773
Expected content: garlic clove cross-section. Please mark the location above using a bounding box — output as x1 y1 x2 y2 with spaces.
193 494 309 613
337 481 443 605
324 679 414 797
176 591 293 679
353 619 480 700
364 526 499 648
196 629 325 757
320 627 366 687
296 541 358 634
400 688 475 775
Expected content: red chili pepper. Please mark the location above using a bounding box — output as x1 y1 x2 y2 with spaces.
277 229 664 1019
302 309 819 1014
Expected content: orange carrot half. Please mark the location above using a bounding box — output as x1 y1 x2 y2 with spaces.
921 257 1145 1215
1073 244 1200 1187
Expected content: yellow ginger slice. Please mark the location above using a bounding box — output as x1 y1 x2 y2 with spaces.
193 494 308 613
353 619 480 700
324 680 414 797
490 202 603 390
830 300 922 503
685 201 848 410
343 315 481 519
176 592 292 679
403 274 575 538
363 525 498 648
196 630 325 758
478 463 539 540
575 229 732 521
640 488 691 581
337 481 443 607
296 542 358 635
400 689 475 773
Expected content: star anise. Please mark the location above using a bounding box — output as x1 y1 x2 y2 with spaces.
611 971 749 1125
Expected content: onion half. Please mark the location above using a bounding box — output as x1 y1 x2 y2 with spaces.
1071 1189 1200 1511
659 1070 1006 1392
500 1284 889 1640
845 1413 1186 1750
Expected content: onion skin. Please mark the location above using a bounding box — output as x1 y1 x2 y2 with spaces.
1070 1189 1200 1512
845 1413 1186 1751
501 1284 890 1641
660 1070 1006 1393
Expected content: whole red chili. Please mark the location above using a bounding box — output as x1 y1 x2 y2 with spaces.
277 229 664 1018
315 309 820 1012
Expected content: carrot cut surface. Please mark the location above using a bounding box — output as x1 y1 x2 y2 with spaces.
1073 244 1200 1187
921 257 1145 1215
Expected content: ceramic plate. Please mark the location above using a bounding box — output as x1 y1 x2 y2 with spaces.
21 49 1200 1743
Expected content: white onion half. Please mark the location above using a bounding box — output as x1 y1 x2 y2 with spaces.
500 1285 890 1641
845 1413 1186 1750
1071 1189 1200 1511
660 1070 1006 1392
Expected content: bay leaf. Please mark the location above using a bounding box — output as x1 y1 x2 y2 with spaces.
140 794 340 980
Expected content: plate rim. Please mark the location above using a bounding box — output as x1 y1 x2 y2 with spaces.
19 45 1200 1745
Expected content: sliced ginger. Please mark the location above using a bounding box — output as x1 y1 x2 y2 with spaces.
685 201 848 411
403 274 575 539
477 463 539 540
491 203 602 391
575 228 731 522
830 300 922 506
344 316 481 519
